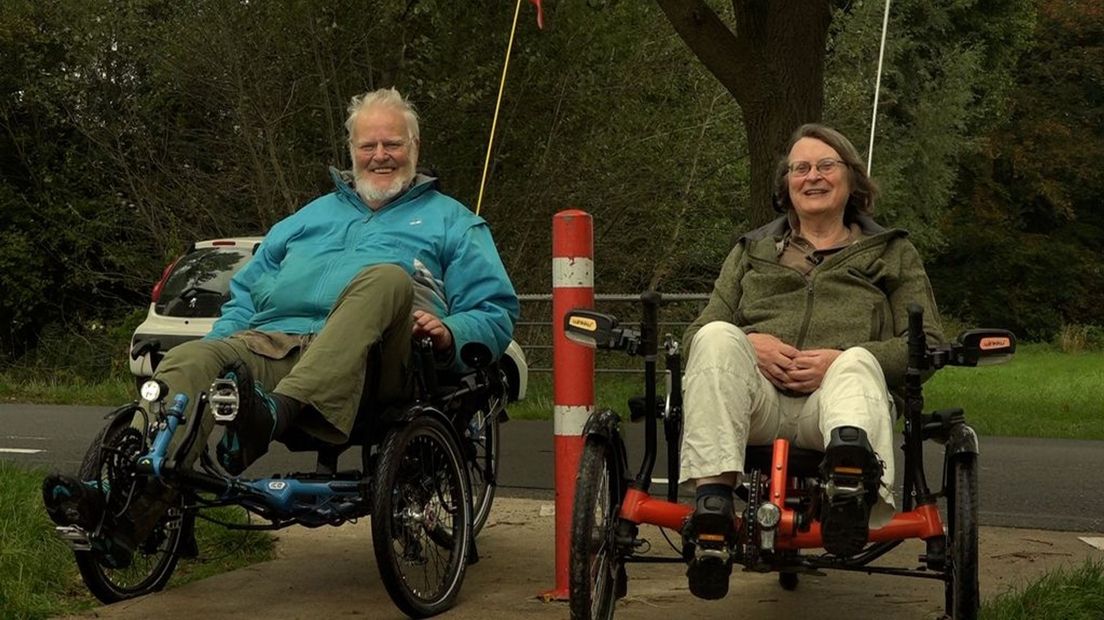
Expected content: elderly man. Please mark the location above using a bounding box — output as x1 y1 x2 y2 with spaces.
44 88 519 565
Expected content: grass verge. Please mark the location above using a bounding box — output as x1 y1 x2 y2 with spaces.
0 460 275 619
0 374 132 406
981 560 1104 619
509 345 1104 440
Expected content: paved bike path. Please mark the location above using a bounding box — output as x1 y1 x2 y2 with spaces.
59 496 1103 620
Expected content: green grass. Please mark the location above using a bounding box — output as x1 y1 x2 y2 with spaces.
2 346 1101 440
0 460 275 619
509 346 1104 440
981 560 1104 620
923 344 1104 440
0 373 132 406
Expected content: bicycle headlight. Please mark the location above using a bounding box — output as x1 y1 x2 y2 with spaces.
140 379 166 402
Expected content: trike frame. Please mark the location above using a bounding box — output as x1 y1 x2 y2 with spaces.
55 341 509 619
567 291 1014 620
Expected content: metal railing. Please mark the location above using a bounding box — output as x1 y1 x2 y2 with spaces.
515 293 709 373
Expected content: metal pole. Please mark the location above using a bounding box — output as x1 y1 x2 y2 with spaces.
544 209 594 600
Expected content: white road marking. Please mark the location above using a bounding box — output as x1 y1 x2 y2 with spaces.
0 448 44 454
1078 536 1104 550
4 435 48 441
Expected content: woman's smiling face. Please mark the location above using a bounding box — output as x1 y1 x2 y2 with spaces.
787 137 851 222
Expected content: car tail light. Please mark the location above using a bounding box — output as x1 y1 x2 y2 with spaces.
151 256 182 303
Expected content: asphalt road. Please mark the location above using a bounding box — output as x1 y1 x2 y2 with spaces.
2 403 1102 532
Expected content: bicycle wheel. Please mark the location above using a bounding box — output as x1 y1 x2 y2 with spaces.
569 439 622 620
74 418 183 603
466 408 500 536
945 453 979 620
372 415 472 618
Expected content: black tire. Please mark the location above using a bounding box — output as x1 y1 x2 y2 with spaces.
945 454 979 620
569 439 622 620
74 419 183 603
466 409 500 536
372 416 472 618
779 571 799 591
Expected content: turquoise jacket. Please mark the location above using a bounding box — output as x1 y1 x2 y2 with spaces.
208 169 519 371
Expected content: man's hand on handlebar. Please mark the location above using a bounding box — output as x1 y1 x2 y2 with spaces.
413 310 454 352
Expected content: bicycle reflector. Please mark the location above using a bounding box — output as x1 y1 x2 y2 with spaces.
953 329 1017 366
563 309 618 349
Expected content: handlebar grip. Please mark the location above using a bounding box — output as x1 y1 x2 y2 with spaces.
907 303 925 370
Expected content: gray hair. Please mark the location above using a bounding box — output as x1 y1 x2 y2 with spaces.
344 88 420 145
773 123 878 217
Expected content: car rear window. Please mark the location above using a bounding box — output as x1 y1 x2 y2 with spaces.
155 247 253 318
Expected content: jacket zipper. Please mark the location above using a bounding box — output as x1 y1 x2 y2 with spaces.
796 275 815 349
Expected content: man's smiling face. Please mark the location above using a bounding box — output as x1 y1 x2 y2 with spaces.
351 106 418 209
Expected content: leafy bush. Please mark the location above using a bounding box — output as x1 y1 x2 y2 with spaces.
2 309 145 383
1057 324 1104 353
928 223 1104 342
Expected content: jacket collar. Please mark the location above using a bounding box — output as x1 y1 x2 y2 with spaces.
742 212 899 243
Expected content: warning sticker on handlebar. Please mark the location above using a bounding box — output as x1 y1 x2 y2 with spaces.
569 316 597 331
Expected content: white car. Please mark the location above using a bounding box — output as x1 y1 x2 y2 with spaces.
130 237 528 401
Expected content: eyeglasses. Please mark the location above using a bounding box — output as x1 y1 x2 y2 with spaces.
787 158 847 177
357 140 408 155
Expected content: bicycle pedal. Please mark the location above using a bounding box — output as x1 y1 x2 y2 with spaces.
687 542 733 600
695 544 730 562
208 378 240 424
54 525 92 551
824 474 866 502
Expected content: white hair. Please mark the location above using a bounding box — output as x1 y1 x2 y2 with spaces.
344 88 420 145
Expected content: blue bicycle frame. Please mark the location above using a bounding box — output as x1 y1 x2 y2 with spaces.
134 392 367 528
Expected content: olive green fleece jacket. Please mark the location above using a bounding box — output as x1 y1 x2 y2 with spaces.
684 214 944 390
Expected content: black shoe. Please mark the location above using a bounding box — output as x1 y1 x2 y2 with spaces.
213 362 279 476
43 473 104 530
819 426 882 558
685 493 735 600
43 473 135 569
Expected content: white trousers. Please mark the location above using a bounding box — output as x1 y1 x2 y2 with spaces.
679 321 897 527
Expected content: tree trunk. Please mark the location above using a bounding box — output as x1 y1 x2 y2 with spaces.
656 0 831 227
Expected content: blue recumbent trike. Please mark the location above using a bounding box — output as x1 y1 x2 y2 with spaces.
50 339 509 618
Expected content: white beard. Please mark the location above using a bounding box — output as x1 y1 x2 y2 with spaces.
355 167 415 206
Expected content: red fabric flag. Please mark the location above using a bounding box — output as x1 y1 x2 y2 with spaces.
530 0 544 29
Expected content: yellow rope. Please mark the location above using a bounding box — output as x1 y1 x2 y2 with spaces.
475 0 524 216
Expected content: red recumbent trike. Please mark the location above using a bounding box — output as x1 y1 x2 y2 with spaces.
564 292 1015 620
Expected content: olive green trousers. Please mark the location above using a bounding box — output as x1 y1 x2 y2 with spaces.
145 264 415 469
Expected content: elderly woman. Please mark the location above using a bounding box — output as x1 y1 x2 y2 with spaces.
679 123 943 599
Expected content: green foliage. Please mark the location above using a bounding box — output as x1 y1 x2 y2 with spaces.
0 461 95 619
981 560 1104 620
825 0 1035 253
0 460 275 618
1058 324 1104 353
929 0 1104 337
0 0 1094 368
511 344 1104 440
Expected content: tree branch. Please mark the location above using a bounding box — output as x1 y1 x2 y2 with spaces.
655 0 752 104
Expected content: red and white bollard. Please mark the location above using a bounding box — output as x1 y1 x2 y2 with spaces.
543 209 595 600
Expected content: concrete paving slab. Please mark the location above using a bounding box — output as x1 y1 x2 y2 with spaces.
62 497 1102 620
